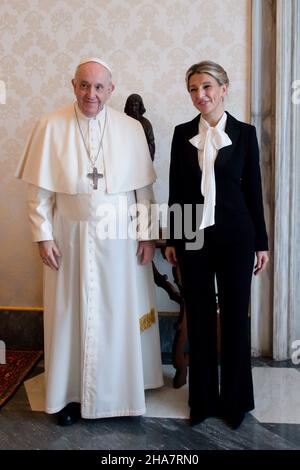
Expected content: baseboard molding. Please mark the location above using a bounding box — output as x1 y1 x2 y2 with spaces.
0 309 44 350
0 307 178 315
0 306 43 311
158 311 179 317
0 308 178 354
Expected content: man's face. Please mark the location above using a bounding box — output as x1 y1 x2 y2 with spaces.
72 62 115 117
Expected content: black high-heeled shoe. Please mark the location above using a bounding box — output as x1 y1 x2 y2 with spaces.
226 411 245 430
189 410 208 426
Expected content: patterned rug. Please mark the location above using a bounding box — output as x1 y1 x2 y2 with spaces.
0 350 43 408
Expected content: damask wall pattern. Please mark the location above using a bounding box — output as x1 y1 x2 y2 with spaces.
0 0 250 306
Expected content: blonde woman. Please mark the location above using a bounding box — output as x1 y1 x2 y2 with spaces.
166 61 269 429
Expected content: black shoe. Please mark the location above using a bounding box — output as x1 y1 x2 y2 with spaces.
189 409 209 426
226 412 245 430
57 402 81 426
189 405 220 426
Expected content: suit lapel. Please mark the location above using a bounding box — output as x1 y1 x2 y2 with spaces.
215 111 240 168
186 114 200 141
185 114 201 169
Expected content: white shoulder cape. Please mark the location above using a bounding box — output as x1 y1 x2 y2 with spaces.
16 104 156 194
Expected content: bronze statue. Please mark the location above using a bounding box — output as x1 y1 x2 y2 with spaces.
124 94 155 161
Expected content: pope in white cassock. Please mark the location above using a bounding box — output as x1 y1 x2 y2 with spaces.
16 57 163 425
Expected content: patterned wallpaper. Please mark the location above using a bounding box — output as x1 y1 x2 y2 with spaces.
0 0 250 307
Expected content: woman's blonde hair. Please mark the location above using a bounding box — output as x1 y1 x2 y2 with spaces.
185 60 229 90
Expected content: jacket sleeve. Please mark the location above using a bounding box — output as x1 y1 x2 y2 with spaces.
242 126 269 251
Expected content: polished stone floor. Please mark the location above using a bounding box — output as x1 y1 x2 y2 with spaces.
1 359 300 452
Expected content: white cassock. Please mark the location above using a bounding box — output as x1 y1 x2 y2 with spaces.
16 103 163 418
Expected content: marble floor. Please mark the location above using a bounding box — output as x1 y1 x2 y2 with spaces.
1 358 300 453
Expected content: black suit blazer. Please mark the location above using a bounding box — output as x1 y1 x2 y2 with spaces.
167 112 268 251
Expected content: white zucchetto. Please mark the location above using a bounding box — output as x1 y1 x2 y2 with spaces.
77 57 112 74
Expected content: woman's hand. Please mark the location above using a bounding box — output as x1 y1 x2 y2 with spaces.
165 246 177 267
254 250 269 275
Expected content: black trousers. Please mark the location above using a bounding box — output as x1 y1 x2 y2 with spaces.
178 235 255 418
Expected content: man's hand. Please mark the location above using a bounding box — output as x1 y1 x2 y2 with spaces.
136 240 156 265
38 240 61 271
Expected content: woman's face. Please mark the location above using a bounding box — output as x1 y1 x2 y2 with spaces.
188 73 227 120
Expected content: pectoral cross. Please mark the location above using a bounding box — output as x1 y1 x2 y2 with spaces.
87 167 103 190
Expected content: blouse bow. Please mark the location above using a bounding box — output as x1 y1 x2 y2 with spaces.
189 113 232 230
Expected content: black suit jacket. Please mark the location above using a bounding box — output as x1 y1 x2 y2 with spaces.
167 112 268 251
